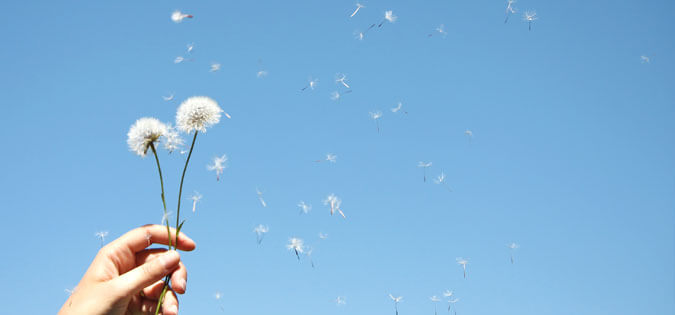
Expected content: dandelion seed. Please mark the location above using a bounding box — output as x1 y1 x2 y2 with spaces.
287 237 305 260
298 201 312 214
161 211 173 225
174 56 185 64
186 42 194 54
447 298 459 315
163 125 184 153
355 31 365 41
95 231 108 247
301 77 319 91
191 192 202 213
418 161 432 182
256 188 267 207
257 70 268 78
641 55 650 63
171 10 193 23
442 290 453 298
464 129 473 139
434 171 452 192
336 74 351 88
214 291 225 312
127 117 169 157
391 102 407 114
431 295 441 315
336 296 347 305
429 24 447 37
65 286 77 296
207 154 228 181
370 110 383 133
319 232 328 239
176 96 223 133
456 258 469 279
323 193 346 218
331 91 341 101
326 153 337 163
253 224 269 244
306 246 316 268
379 10 397 27
504 0 517 23
389 294 403 315
350 3 365 18
523 10 537 31
163 93 175 101
210 62 221 72
508 242 519 264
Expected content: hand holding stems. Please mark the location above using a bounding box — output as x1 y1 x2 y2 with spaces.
58 225 196 315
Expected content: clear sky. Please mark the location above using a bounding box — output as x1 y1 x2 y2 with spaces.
1 0 673 314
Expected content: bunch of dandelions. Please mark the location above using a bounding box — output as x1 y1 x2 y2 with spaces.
126 96 223 315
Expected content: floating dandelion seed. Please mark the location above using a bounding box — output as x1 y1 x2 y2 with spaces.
640 55 650 63
287 237 305 260
326 153 337 163
508 242 519 264
331 91 341 101
95 231 108 247
256 188 267 207
350 3 365 18
336 296 346 305
160 211 172 225
389 294 403 315
257 70 268 78
430 295 441 315
127 117 169 157
447 298 459 315
190 192 202 213
186 42 194 54
504 0 517 23
65 287 76 296
207 154 228 181
298 201 312 214
163 125 184 153
214 291 225 312
443 290 453 298
162 93 175 101
379 10 398 27
209 62 221 72
301 77 319 91
456 258 469 279
174 56 185 64
254 224 269 244
355 31 365 41
323 193 346 218
465 129 473 139
171 10 193 23
306 246 316 268
434 171 453 192
370 111 383 133
429 24 447 37
523 10 537 31
176 96 223 133
391 102 408 114
336 74 351 88
418 161 432 182
319 232 328 239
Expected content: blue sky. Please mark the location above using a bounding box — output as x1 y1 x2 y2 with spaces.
1 0 673 314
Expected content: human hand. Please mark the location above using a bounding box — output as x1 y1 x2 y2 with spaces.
58 224 196 315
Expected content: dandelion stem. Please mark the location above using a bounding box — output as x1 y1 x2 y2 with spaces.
149 143 172 249
175 131 198 246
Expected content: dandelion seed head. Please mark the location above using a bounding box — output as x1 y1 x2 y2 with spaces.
176 96 223 133
287 237 304 253
171 10 192 23
523 10 537 21
384 10 398 23
127 117 169 157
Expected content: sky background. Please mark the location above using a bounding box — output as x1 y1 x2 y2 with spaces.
1 0 674 314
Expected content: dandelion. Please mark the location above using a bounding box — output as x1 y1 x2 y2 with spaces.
210 62 221 72
418 161 432 182
95 231 108 247
301 77 319 91
323 193 346 218
256 188 267 207
298 201 312 214
174 56 185 64
430 295 441 315
508 242 519 264
389 294 403 315
176 96 223 133
253 224 269 244
127 117 169 157
350 3 365 18
370 111 383 133
379 10 397 27
456 258 469 279
162 93 174 101
336 74 351 88
504 0 517 23
336 296 346 305
287 237 304 260
207 154 228 181
163 125 184 153
319 232 328 239
434 171 452 192
523 10 537 31
191 192 202 213
641 55 650 63
171 10 193 23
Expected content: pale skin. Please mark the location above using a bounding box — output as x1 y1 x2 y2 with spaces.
58 224 196 315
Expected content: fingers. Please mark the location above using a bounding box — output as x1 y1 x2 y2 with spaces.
111 250 181 297
162 289 179 315
110 224 196 253
136 249 188 294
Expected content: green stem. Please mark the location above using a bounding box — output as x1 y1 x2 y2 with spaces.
150 143 172 249
175 131 198 247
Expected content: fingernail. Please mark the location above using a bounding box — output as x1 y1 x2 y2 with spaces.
168 304 178 315
159 250 180 270
178 278 187 291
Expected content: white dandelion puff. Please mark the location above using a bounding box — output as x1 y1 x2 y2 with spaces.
207 154 228 181
323 193 346 218
210 62 221 72
127 117 169 157
191 192 202 213
171 10 193 23
298 201 312 214
456 258 469 279
350 3 365 18
418 161 432 182
163 125 184 153
176 96 223 133
253 224 269 244
523 10 537 31
287 237 305 260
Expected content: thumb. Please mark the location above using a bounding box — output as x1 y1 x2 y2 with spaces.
112 250 180 296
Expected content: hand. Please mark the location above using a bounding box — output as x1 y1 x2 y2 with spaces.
58 224 196 315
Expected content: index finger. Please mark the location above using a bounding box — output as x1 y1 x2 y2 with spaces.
111 224 197 253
